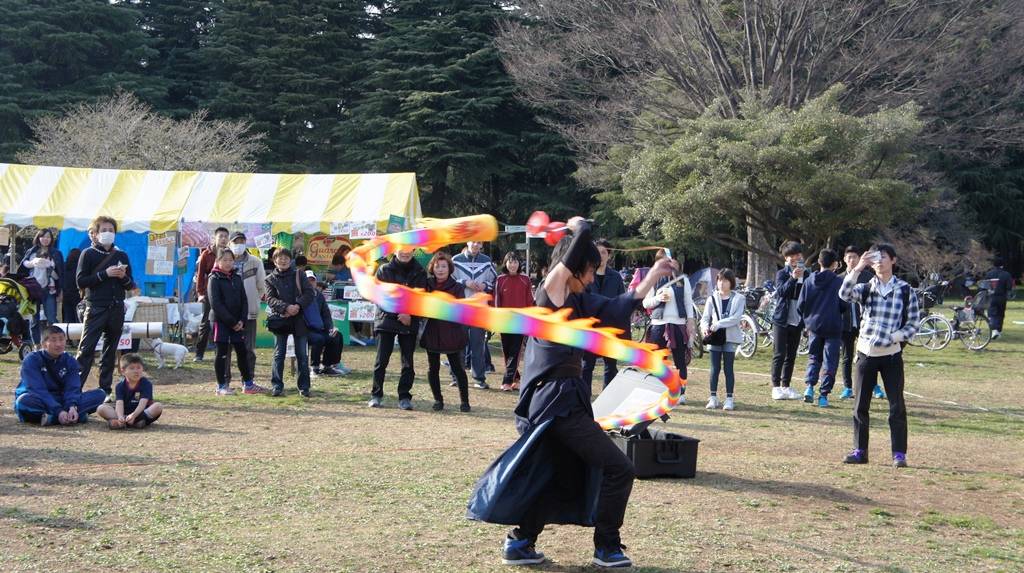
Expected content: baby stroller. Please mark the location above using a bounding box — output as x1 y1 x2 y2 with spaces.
0 277 37 361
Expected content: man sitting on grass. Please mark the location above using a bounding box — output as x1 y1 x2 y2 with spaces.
97 353 163 429
13 325 107 426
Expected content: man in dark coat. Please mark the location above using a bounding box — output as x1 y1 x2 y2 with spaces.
368 248 427 410
467 219 673 569
984 257 1014 339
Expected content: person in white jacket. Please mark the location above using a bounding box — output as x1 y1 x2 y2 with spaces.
642 257 695 404
700 269 745 410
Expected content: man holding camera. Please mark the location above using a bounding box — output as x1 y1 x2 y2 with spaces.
76 216 134 397
839 244 920 468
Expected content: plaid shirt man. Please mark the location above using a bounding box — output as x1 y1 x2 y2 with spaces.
839 271 920 353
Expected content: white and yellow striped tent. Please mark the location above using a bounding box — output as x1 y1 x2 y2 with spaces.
0 163 421 234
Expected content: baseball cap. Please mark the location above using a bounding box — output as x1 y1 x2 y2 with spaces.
305 270 316 279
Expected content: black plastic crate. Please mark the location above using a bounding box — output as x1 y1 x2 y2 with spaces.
610 427 699 479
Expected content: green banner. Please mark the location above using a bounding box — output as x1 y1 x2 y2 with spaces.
255 300 351 348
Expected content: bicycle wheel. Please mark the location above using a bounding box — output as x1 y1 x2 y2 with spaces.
630 311 649 342
690 332 704 360
757 315 774 348
737 315 757 358
797 330 810 355
911 314 952 351
959 316 992 351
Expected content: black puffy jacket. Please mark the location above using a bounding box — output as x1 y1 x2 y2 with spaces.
373 256 427 334
265 265 315 336
207 267 248 326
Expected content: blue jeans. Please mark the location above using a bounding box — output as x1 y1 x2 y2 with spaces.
805 333 841 396
272 333 310 391
31 291 59 344
465 326 487 382
708 349 736 396
14 388 107 424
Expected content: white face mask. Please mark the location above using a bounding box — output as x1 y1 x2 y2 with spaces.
97 231 115 246
230 244 247 256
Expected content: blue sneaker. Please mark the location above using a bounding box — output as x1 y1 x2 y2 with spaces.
502 537 545 566
873 384 886 399
843 449 868 464
839 387 854 400
593 545 633 568
817 395 829 408
803 384 815 403
893 452 908 468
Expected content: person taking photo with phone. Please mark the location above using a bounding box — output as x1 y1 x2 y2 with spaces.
839 244 920 468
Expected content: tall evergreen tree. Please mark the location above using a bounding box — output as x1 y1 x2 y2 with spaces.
339 0 582 222
136 0 215 118
198 0 368 172
0 0 161 161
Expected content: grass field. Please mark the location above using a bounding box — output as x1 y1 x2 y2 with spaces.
1 298 1022 572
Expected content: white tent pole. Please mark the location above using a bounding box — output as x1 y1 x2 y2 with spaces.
175 218 185 344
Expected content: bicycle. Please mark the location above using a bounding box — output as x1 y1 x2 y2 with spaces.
951 293 992 351
908 283 953 351
735 287 772 358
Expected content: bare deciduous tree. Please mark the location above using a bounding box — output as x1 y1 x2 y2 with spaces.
498 0 1024 282
16 91 265 172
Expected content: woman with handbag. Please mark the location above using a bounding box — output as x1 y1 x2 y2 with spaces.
420 251 471 412
700 268 744 411
207 248 263 396
642 255 695 403
265 248 315 398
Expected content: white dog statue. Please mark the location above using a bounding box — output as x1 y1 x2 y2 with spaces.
145 338 188 369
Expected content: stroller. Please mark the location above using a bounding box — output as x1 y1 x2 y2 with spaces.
0 277 37 361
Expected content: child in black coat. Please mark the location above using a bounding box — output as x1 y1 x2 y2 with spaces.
207 248 258 395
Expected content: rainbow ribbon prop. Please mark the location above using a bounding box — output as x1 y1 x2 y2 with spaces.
347 215 685 430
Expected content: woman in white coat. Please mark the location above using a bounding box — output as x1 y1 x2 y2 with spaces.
700 268 745 410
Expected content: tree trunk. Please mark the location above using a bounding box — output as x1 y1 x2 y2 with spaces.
745 223 777 287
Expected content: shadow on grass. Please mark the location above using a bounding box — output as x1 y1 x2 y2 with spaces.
1 471 154 494
0 446 151 469
0 506 92 530
682 471 878 506
149 423 242 435
532 563 686 573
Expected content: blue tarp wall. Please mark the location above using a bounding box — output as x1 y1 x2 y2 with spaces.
58 230 199 299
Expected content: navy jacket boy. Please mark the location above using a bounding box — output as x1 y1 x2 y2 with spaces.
15 350 107 425
797 266 847 400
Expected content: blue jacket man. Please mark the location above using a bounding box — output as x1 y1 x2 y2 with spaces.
797 249 847 405
14 326 107 425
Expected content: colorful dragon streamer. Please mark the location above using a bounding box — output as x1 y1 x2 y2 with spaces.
347 215 685 429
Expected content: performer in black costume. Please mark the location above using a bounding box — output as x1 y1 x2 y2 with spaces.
467 217 674 568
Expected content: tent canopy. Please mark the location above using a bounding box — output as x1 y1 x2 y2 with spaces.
0 163 421 234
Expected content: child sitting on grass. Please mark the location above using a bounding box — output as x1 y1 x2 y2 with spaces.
97 353 163 429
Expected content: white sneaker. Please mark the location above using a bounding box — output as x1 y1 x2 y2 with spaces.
772 387 785 400
705 396 720 409
784 387 801 400
723 397 735 411
992 330 1001 340
678 394 687 405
